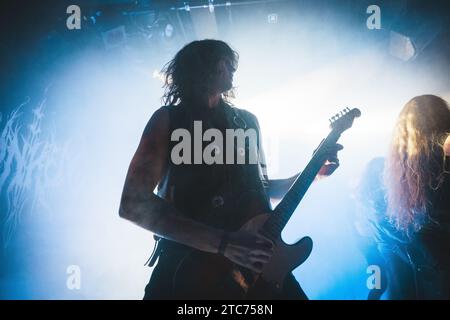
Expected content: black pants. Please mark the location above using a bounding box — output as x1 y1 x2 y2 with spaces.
143 249 308 300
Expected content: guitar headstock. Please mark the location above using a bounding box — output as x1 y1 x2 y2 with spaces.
329 107 361 134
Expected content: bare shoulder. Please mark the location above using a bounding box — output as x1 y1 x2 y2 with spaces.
142 106 170 138
123 107 170 209
131 107 170 167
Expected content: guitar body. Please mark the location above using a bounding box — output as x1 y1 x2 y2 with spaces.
173 212 313 299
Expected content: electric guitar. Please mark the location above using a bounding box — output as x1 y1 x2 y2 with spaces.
172 107 361 299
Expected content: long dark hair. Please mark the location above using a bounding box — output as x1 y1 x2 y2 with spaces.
161 39 239 106
384 95 450 233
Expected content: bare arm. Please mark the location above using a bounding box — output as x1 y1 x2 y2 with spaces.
119 108 223 253
119 107 273 271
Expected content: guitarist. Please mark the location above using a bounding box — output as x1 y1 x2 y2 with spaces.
119 40 343 299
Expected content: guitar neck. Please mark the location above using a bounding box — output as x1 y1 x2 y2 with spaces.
260 130 341 240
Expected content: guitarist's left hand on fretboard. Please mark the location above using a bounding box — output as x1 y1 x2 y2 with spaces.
315 143 344 179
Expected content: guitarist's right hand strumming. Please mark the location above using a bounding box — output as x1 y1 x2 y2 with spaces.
221 230 274 273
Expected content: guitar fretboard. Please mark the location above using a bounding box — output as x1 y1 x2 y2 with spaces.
260 131 341 241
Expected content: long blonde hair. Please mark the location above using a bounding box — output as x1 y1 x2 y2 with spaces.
384 95 450 233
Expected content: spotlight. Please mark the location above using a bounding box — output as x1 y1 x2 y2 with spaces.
101 25 127 50
164 23 174 38
389 31 415 61
268 13 278 24
208 0 215 14
388 17 441 62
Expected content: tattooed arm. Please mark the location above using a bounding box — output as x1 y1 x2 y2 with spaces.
119 107 273 272
119 107 225 253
